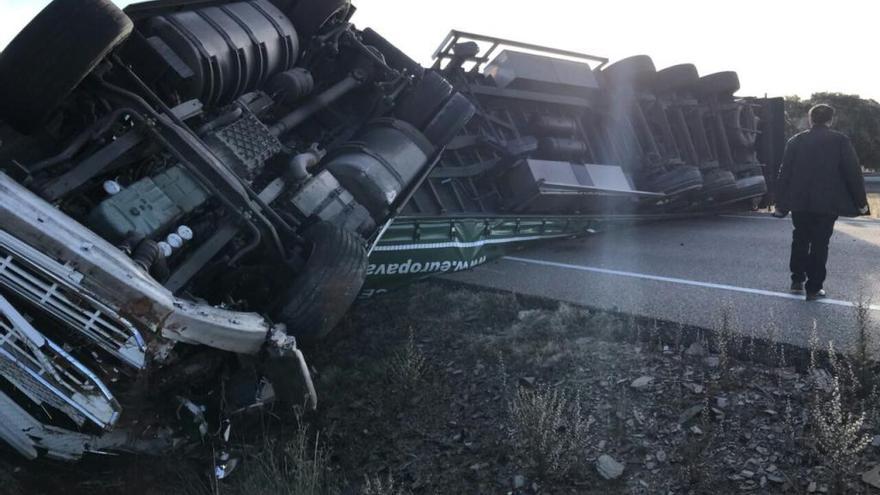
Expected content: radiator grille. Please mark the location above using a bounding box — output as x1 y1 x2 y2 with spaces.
0 234 146 369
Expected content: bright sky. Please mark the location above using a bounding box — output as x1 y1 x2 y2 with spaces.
2 0 877 101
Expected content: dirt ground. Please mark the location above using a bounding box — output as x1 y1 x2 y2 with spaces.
3 281 880 495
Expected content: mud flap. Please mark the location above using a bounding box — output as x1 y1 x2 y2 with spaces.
264 327 318 410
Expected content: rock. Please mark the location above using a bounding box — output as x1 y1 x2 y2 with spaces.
685 342 707 356
597 440 607 451
596 454 625 480
690 425 703 435
679 405 704 424
683 382 703 394
716 397 729 409
873 435 880 448
741 470 755 479
513 475 526 489
808 481 818 493
631 376 654 389
656 450 667 463
767 473 785 484
704 356 720 368
862 464 880 489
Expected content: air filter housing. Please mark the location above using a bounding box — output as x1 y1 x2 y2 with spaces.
141 0 299 106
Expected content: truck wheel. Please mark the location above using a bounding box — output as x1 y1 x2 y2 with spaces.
698 71 740 97
0 0 133 134
276 222 367 341
649 166 703 195
701 167 736 193
654 64 700 94
601 55 656 90
726 104 758 148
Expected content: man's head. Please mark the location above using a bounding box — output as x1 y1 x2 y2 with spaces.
809 104 835 127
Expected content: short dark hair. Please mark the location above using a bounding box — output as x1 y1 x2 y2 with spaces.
810 104 835 125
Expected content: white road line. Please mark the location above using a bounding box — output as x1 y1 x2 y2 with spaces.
503 256 880 311
720 214 880 225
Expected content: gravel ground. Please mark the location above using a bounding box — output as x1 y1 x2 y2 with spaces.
3 281 880 495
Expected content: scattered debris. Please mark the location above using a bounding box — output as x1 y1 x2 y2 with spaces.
596 454 625 480
656 450 667 463
679 405 705 424
630 376 655 390
862 465 880 489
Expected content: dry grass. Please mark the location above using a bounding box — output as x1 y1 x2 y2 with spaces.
386 329 427 393
867 193 880 219
226 412 338 495
361 474 410 495
506 385 594 478
806 324 873 493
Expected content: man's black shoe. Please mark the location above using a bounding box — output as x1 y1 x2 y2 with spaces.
806 290 827 302
790 281 805 293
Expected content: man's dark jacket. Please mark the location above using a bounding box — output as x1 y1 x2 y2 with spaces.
776 125 868 217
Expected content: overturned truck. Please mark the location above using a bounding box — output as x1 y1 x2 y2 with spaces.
0 1 783 461
367 31 785 292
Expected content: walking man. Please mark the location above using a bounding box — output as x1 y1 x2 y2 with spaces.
774 104 870 301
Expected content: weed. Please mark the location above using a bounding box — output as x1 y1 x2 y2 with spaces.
387 329 427 394
506 385 594 478
811 341 872 492
229 411 338 495
361 474 409 495
715 306 733 385
852 292 877 398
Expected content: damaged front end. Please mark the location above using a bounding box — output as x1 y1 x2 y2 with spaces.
0 186 316 458
0 0 472 461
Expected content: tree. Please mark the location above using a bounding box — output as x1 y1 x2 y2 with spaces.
785 93 880 171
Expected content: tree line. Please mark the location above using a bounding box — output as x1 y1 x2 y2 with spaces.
785 93 880 171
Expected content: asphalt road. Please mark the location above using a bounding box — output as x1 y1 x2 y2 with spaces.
447 213 880 353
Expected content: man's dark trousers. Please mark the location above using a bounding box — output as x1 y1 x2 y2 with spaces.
790 212 838 293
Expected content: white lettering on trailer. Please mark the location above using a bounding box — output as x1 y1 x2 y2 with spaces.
367 257 488 277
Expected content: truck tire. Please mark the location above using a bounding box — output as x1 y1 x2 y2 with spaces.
650 166 703 195
602 55 656 90
654 64 700 94
725 104 758 148
698 71 740 97
0 0 133 134
701 167 736 193
276 222 367 341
